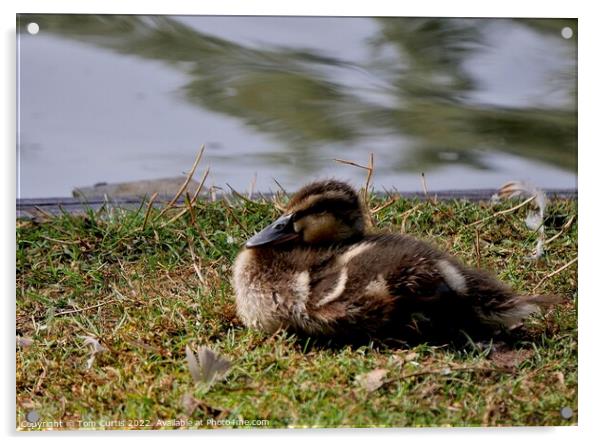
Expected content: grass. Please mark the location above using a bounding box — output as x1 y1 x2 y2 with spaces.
16 192 577 429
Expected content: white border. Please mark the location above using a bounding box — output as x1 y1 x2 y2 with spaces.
3 1 600 444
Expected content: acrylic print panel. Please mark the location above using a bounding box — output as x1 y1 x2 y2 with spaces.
16 14 577 430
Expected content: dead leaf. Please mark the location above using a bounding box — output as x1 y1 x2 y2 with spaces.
554 371 565 388
489 348 534 369
392 351 419 368
355 368 388 392
404 351 419 362
17 336 34 348
180 392 229 417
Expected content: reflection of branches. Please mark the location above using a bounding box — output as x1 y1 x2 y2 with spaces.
18 14 359 148
371 18 482 98
18 15 577 173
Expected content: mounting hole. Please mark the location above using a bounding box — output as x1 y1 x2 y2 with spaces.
560 406 573 419
27 22 39 35
561 27 573 39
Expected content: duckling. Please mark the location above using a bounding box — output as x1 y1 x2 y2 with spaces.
232 180 559 343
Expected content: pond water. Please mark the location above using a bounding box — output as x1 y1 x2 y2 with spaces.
17 15 577 198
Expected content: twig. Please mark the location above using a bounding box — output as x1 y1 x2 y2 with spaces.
142 192 158 231
468 196 535 227
55 299 116 316
533 257 578 291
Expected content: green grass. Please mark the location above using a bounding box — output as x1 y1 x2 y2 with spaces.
16 194 577 429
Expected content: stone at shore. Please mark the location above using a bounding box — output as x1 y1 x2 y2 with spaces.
72 177 201 199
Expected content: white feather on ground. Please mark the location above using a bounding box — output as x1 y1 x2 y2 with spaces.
81 335 106 369
492 181 547 260
185 344 231 385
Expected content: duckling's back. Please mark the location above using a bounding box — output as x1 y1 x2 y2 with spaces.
233 233 558 343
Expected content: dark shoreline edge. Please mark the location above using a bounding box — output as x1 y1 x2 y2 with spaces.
16 188 578 220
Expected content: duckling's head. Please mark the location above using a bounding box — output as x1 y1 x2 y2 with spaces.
246 180 368 248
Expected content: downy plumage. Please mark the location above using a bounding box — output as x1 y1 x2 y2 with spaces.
232 180 559 344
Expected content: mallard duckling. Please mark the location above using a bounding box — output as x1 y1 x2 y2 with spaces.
232 180 558 343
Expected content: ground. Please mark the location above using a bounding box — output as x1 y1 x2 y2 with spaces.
16 193 577 429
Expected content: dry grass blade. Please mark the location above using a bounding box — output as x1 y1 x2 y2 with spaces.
364 152 374 205
389 365 513 383
533 257 578 291
226 183 256 206
370 196 398 215
335 152 375 220
142 192 158 231
185 192 196 226
39 236 77 245
468 196 535 227
420 172 435 203
191 168 210 203
475 228 481 268
272 178 289 198
32 205 55 220
222 196 251 236
187 241 206 286
156 144 205 220
333 158 371 171
55 299 116 316
248 173 257 199
399 204 421 233
545 215 576 245
161 207 189 227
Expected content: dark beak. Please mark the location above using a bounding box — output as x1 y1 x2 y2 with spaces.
245 214 298 248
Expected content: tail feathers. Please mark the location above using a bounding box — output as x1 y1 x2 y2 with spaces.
481 294 562 330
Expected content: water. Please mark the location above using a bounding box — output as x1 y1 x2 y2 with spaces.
17 15 577 198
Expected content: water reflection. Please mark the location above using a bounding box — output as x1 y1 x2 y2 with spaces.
17 15 576 197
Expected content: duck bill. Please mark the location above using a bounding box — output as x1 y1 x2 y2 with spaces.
245 214 298 248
